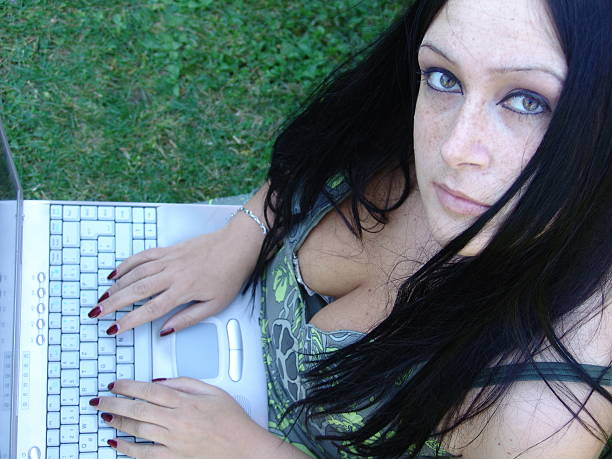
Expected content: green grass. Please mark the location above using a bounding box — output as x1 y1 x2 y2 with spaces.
1 0 403 202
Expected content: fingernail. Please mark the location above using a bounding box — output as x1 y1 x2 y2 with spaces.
107 382 115 391
107 439 118 448
101 412 113 423
106 324 119 335
159 327 175 337
89 397 100 406
88 305 102 318
98 291 109 303
152 378 167 382
107 269 117 280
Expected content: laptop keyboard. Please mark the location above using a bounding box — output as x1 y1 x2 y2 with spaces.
46 204 157 459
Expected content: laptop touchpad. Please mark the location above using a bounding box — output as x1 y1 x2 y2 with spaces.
175 322 219 379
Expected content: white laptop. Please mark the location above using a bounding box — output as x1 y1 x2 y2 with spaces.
0 120 268 459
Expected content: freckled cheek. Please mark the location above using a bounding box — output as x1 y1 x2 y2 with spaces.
413 98 450 168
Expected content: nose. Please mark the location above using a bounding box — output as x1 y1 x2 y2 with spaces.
439 98 492 170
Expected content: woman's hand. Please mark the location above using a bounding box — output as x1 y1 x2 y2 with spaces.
89 225 261 336
91 378 307 459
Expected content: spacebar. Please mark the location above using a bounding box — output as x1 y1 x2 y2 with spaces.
134 321 152 381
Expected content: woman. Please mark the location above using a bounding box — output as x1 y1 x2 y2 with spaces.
87 0 611 457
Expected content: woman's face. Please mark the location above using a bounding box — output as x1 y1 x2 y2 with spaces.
413 0 567 255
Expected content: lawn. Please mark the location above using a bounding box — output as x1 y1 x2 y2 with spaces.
1 0 404 202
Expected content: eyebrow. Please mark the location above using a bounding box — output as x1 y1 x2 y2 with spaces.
419 42 564 83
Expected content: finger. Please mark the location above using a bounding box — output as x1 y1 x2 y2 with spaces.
109 379 183 408
108 259 165 296
110 291 175 335
101 413 168 445
110 247 167 280
92 395 171 427
154 376 221 396
159 300 221 334
108 437 171 459
98 272 170 321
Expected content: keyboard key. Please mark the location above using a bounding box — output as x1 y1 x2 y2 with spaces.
61 369 80 387
62 205 80 222
98 338 116 355
115 206 131 222
49 297 61 313
47 411 60 429
50 235 62 250
80 325 98 342
59 443 78 459
62 282 79 299
62 265 79 281
98 428 116 447
80 377 98 396
48 378 61 395
80 342 97 359
80 308 97 325
98 373 116 391
98 269 114 286
60 425 79 444
98 236 115 253
48 394 60 411
60 351 79 369
80 290 98 308
49 281 62 297
81 205 97 220
62 248 80 264
132 207 144 223
98 206 115 220
50 250 62 265
62 221 80 247
60 387 79 405
47 446 60 459
81 415 101 435
144 207 156 223
50 204 62 219
81 220 115 239
80 256 97 273
50 220 62 235
144 223 156 239
49 345 61 361
98 253 116 269
47 429 60 447
49 265 61 280
79 433 98 452
60 405 79 424
116 329 133 346
62 298 79 315
48 329 61 345
132 223 144 239
80 360 98 378
145 239 157 250
48 362 61 378
98 447 117 459
133 239 145 254
116 223 132 259
116 347 134 364
61 334 79 351
61 316 79 334
81 273 98 290
81 240 97 256
49 313 62 329
117 364 134 380
99 355 116 373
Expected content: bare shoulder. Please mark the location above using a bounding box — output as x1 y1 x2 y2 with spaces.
446 290 611 459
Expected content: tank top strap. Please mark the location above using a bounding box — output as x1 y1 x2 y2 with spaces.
474 362 612 387
285 174 351 252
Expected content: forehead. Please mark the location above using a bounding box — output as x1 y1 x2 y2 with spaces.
421 0 567 77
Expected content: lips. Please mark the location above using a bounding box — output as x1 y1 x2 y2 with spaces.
434 183 491 216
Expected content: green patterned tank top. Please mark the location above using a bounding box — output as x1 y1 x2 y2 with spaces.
256 177 611 458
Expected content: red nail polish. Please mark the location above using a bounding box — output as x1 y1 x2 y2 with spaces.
159 327 175 337
107 439 118 448
101 412 113 423
98 292 109 303
106 324 119 335
88 306 102 318
152 378 167 382
107 382 115 390
107 269 117 280
89 397 100 406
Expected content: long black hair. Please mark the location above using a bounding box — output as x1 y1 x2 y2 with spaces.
251 0 612 456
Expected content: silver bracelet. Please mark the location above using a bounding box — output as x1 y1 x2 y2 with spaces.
230 206 268 234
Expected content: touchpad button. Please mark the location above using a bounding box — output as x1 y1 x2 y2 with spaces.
175 322 219 379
